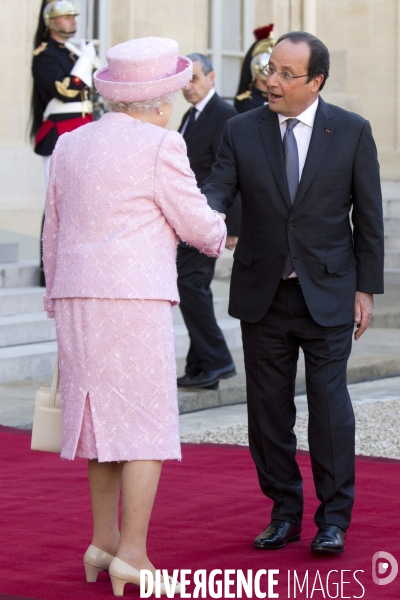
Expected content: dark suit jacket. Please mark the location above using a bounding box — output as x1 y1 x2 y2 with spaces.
202 97 384 326
179 92 240 236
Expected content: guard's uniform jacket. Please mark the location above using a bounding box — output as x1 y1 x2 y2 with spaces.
32 37 93 155
234 84 268 114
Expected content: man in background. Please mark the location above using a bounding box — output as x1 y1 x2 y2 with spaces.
177 53 239 390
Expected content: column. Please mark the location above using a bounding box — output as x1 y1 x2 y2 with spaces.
302 0 317 34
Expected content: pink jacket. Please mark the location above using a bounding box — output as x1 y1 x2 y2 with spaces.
43 112 226 315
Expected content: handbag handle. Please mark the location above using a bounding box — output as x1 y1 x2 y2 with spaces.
49 355 59 407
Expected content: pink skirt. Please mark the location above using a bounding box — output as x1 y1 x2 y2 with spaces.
54 298 181 462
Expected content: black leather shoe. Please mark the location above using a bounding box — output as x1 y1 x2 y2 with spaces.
177 374 198 387
254 520 302 550
177 374 219 390
311 525 346 554
179 363 236 389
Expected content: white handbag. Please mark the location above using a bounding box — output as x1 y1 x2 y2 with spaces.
31 356 62 453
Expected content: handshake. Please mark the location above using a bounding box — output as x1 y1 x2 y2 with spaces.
214 211 238 250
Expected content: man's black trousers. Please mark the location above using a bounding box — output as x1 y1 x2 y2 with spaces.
177 245 233 376
241 279 355 531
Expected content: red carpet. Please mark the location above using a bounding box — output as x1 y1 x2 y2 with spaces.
0 425 399 599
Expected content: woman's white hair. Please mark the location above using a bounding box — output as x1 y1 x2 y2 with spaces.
107 92 178 114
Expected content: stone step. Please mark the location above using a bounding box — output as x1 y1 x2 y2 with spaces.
371 306 400 329
0 243 19 263
0 294 240 379
385 235 400 250
1 284 398 383
0 261 40 288
0 341 57 383
381 181 400 202
382 199 400 217
385 251 400 269
384 269 400 285
0 287 44 316
0 312 56 348
177 330 400 413
0 315 241 381
383 217 400 234
0 304 400 384
0 303 238 353
0 321 241 382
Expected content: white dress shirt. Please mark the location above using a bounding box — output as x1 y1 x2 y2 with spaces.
194 87 215 114
278 97 319 277
278 96 319 181
180 88 216 135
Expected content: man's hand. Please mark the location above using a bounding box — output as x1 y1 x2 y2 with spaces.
225 236 238 250
353 291 374 341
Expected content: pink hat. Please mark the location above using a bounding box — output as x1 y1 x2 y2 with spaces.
94 37 192 102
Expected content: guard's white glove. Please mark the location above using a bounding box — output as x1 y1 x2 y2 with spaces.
71 40 96 87
80 39 96 62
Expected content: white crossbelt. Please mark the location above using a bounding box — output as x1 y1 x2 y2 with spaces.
43 98 93 119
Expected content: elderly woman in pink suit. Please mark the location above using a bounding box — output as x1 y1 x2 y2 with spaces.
42 37 226 596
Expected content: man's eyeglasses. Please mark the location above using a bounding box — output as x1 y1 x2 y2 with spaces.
263 64 309 83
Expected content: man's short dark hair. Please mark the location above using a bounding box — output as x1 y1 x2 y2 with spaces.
276 31 330 91
186 53 214 75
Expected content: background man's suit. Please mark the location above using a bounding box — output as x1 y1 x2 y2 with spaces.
202 97 384 529
177 92 239 378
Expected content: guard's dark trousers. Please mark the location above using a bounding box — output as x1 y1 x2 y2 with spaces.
241 279 355 531
177 245 233 376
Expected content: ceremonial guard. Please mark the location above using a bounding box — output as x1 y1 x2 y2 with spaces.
30 0 100 284
234 24 275 113
31 0 101 177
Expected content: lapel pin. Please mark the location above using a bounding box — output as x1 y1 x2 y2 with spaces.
325 129 331 133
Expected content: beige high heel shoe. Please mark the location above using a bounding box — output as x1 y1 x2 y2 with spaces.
83 544 115 582
109 557 181 597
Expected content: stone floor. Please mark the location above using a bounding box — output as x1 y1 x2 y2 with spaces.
180 376 400 459
175 324 400 413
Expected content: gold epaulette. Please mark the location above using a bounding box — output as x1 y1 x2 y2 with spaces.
235 90 252 102
33 42 48 56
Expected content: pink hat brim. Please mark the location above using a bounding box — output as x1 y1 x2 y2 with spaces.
94 56 192 102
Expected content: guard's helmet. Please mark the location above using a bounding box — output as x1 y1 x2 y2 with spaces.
250 32 275 82
43 0 79 28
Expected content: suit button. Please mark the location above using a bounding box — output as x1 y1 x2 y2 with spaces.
288 223 294 230
279 254 286 261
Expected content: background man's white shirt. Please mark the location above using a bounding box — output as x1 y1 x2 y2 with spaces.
180 88 216 135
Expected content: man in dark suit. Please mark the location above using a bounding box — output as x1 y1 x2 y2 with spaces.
177 53 239 389
202 32 384 553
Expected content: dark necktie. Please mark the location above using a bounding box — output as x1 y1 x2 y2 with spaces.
183 107 197 140
282 118 300 279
